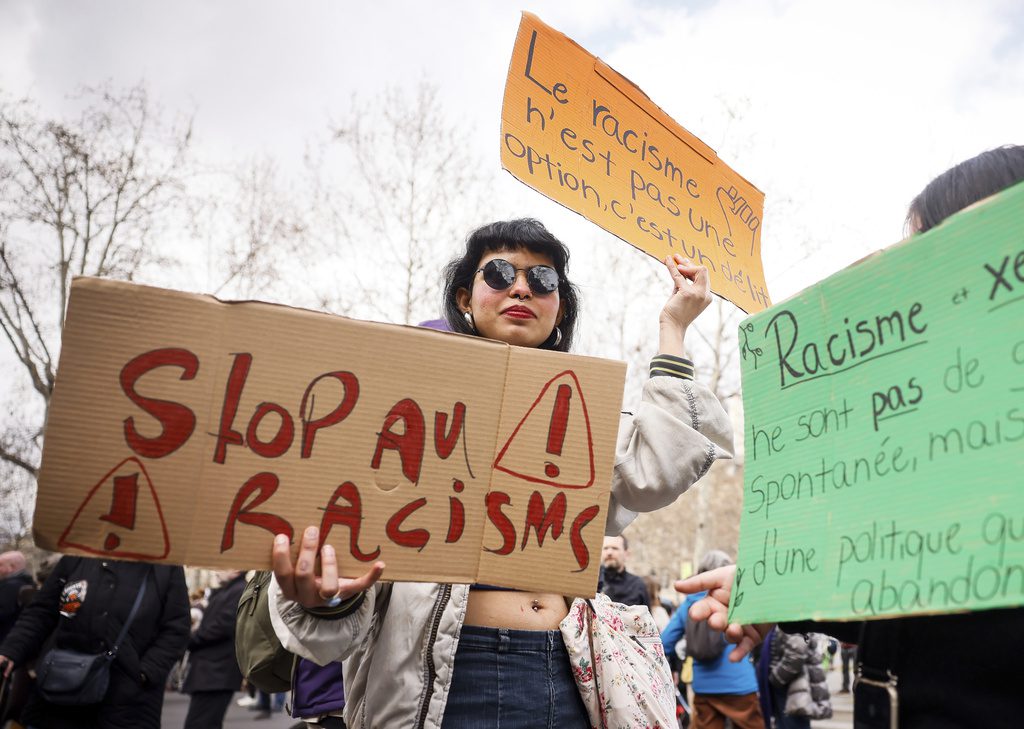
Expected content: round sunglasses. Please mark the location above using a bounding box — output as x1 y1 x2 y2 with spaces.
475 259 560 295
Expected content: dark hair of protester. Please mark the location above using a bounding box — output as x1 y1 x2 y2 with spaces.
442 218 580 352
906 144 1024 234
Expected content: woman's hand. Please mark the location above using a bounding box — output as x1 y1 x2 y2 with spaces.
659 254 712 357
272 526 385 609
674 564 774 662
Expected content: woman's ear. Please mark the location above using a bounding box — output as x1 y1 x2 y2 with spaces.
556 300 566 326
456 287 471 313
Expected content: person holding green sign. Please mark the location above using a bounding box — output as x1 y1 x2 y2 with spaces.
263 218 734 729
677 144 1024 729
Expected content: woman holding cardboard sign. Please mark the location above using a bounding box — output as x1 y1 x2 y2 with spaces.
266 218 733 728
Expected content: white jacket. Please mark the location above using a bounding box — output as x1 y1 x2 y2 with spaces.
270 373 733 729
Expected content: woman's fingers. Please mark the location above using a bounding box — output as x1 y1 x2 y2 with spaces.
727 624 773 661
675 565 736 598
317 544 339 602
661 254 712 328
270 527 384 608
271 533 297 601
339 561 387 599
294 526 324 607
663 254 688 287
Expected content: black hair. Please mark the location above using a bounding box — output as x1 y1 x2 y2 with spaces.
906 145 1024 234
441 218 580 352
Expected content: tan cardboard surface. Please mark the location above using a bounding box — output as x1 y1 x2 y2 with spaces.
501 13 770 313
35 278 626 596
477 346 623 596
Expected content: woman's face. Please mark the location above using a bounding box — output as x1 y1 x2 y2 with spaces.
456 247 565 348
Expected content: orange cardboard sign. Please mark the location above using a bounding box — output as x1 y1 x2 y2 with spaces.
501 13 770 313
34 278 625 596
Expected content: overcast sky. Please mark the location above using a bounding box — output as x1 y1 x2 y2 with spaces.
1 0 1021 301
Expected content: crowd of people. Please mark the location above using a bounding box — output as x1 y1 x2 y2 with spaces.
0 144 1020 729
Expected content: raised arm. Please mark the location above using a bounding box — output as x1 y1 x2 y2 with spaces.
607 256 734 534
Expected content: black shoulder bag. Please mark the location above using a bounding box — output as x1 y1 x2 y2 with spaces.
36 574 149 706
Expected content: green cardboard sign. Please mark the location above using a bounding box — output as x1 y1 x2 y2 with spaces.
730 181 1024 624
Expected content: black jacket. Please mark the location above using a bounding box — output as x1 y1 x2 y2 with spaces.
600 567 650 608
0 570 34 643
0 556 190 729
785 606 1024 729
182 572 246 693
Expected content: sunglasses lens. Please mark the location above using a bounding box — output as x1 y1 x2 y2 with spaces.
480 259 559 295
482 259 516 290
528 266 559 294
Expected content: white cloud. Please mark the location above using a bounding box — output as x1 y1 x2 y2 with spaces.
1 0 1020 301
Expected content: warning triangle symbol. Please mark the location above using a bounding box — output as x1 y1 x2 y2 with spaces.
58 456 171 559
493 370 595 489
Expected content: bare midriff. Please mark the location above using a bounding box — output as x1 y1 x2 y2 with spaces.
464 590 568 630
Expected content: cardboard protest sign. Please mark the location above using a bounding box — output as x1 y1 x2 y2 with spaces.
501 12 769 313
730 181 1024 623
34 278 625 596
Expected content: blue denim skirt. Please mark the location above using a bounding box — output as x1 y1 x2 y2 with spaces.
441 625 590 729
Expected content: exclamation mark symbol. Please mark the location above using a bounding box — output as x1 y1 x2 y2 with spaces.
544 384 572 479
100 473 139 551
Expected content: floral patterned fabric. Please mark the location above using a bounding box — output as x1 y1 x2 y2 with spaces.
559 593 677 729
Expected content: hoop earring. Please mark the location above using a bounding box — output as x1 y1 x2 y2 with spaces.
463 311 476 332
552 326 562 348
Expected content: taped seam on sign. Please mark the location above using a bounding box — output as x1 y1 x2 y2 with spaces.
594 60 717 165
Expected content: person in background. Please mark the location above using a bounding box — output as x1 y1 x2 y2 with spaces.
677 144 1024 729
838 642 856 694
0 551 35 725
0 552 33 645
661 551 763 729
183 569 247 728
0 556 189 729
757 626 832 729
600 535 650 607
644 575 671 631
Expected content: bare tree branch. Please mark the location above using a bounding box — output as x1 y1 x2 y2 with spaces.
0 83 193 543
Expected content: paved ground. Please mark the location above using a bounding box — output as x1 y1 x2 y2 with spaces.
161 691 299 728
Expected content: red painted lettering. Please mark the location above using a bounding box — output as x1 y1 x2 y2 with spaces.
446 480 466 544
370 398 425 484
520 490 566 550
221 472 293 552
300 371 360 458
385 497 430 550
434 402 466 459
483 491 516 555
246 402 295 458
569 504 601 571
213 353 252 464
319 481 381 562
120 348 199 458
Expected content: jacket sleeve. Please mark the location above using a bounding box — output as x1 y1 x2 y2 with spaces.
268 576 379 666
607 362 734 535
139 567 190 684
0 558 70 665
770 630 808 687
0 575 30 630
